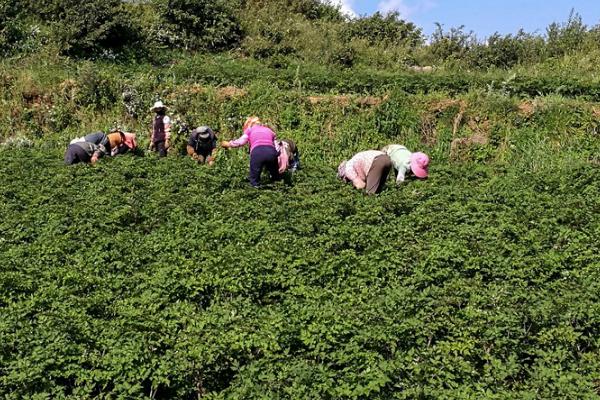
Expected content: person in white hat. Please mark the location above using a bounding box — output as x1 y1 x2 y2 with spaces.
149 101 171 157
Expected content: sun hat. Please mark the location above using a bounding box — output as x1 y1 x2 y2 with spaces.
243 116 261 131
192 126 213 140
410 152 429 178
150 101 167 112
337 160 347 179
122 132 137 150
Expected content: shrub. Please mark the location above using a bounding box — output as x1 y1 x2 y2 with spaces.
0 0 25 55
546 10 587 57
74 63 119 110
239 4 304 61
157 0 242 51
26 0 139 57
283 0 343 21
427 23 477 64
244 0 343 21
468 30 545 69
344 11 423 48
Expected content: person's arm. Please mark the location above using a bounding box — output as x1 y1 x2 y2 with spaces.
186 144 200 160
149 127 155 149
396 167 406 184
352 179 366 189
225 133 249 148
206 135 218 165
164 116 172 148
91 144 108 164
344 158 366 189
206 148 217 166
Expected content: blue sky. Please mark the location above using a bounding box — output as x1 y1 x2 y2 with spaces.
332 0 600 39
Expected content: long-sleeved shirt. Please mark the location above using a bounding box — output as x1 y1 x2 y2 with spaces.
70 132 110 159
83 132 110 148
382 145 412 183
72 141 108 158
344 150 386 183
229 125 276 152
82 131 125 157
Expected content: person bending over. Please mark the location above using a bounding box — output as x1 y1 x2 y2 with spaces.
187 126 218 165
65 129 136 165
337 150 393 195
221 116 280 188
381 144 429 184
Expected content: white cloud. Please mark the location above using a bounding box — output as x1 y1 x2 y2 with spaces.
378 0 411 17
330 0 358 18
377 0 436 19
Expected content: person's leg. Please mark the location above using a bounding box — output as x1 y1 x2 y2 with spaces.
64 145 77 165
264 147 281 181
64 144 89 165
376 157 392 193
365 155 392 194
291 151 300 171
156 141 167 157
249 147 267 187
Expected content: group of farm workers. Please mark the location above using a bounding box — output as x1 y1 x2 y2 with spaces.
64 100 429 193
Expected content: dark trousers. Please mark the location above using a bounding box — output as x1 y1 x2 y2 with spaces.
64 144 91 165
249 146 280 187
153 140 167 157
366 154 392 194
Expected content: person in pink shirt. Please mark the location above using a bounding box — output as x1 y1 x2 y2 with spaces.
221 116 281 188
337 150 393 194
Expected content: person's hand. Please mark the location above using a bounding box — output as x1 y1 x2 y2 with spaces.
165 139 171 149
220 140 230 149
91 155 99 164
207 156 215 166
352 179 366 190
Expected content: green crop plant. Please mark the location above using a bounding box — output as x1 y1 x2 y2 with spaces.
2 17 600 397
1 148 599 398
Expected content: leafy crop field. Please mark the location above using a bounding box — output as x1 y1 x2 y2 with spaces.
2 47 600 400
1 145 600 398
3 3 600 398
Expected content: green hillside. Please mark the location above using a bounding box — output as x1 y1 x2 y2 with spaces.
1 1 600 398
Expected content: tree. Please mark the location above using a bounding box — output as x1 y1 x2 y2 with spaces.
546 10 586 57
344 12 423 47
26 0 138 57
428 23 476 62
0 0 25 54
159 0 242 50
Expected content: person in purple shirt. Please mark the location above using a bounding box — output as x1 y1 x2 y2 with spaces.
221 116 281 188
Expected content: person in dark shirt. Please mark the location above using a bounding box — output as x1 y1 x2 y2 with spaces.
64 129 136 165
150 101 171 157
187 126 218 165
